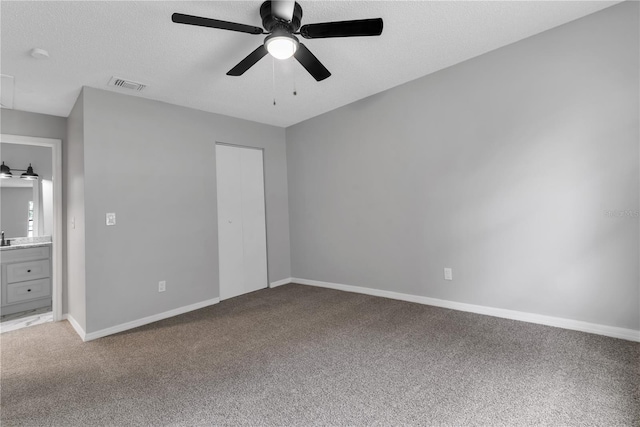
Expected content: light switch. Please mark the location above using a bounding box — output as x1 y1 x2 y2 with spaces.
106 213 116 226
71 217 76 229
444 268 453 281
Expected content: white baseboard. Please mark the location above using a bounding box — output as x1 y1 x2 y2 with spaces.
270 277 293 288
63 313 86 341
292 278 640 343
66 298 220 342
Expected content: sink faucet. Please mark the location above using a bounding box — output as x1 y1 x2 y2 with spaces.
1 231 7 247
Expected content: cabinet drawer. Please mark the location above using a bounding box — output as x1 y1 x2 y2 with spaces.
0 246 50 264
6 259 50 283
6 278 51 304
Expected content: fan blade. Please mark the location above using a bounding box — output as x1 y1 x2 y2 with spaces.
227 45 269 76
271 1 295 22
294 43 331 81
300 18 383 39
172 13 264 35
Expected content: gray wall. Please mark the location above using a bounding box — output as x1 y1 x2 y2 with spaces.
286 2 639 330
1 187 32 237
1 109 67 141
78 87 290 333
66 91 86 329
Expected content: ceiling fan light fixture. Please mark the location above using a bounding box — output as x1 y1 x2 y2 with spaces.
265 34 298 60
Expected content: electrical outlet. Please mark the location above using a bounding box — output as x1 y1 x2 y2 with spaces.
444 268 453 281
71 217 76 229
158 280 166 292
106 213 116 226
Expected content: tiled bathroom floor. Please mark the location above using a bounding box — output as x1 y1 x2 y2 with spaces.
1 307 53 333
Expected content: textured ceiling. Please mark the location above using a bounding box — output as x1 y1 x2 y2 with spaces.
1 1 620 127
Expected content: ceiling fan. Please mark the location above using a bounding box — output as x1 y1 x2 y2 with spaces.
172 1 383 82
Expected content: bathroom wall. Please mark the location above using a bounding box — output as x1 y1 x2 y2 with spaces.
0 143 54 237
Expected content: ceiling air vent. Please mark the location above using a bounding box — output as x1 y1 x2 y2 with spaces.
108 77 146 92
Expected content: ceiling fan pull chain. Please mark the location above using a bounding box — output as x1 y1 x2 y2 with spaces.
293 71 297 96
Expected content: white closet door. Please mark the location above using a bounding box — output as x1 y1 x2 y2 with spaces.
239 148 268 295
216 145 245 300
216 144 268 300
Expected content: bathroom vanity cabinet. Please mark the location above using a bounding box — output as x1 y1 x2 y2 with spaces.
1 245 52 316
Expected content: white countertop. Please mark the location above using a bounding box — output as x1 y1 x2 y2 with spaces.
0 242 52 251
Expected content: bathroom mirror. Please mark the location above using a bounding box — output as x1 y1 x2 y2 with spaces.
0 178 37 238
0 142 52 239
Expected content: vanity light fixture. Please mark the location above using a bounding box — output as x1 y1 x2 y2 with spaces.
0 161 38 179
0 161 12 178
20 164 38 180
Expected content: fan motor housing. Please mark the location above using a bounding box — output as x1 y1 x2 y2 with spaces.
260 1 303 33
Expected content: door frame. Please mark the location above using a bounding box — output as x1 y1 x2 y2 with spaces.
215 142 270 298
1 134 63 321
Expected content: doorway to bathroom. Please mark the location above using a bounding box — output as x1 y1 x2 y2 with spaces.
0 134 62 332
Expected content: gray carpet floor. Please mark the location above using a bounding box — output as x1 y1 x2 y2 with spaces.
1 283 639 426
